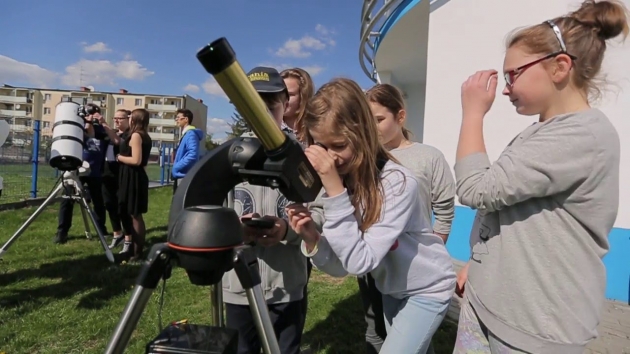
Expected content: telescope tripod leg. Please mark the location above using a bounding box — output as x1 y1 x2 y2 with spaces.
104 243 172 354
74 186 114 263
233 247 281 354
210 281 225 327
79 204 92 239
0 181 65 259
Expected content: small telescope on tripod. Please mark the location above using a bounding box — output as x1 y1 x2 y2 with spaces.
0 98 114 263
104 37 323 354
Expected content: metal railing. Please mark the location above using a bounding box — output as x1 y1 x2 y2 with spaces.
360 0 448 83
360 0 406 83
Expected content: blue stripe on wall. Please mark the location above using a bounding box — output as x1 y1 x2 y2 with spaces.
374 0 420 53
444 206 629 303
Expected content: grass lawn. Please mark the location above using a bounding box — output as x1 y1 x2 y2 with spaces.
0 187 457 354
0 164 166 204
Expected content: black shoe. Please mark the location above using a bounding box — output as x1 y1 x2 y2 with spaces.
54 232 68 244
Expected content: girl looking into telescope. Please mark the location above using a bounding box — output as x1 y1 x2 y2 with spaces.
116 108 152 262
286 78 456 354
453 0 625 352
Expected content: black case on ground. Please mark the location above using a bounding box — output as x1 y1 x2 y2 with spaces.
146 323 238 354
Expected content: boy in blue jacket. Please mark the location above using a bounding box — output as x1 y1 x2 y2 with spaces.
172 108 203 193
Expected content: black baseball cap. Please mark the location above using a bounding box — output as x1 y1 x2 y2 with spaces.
246 67 287 94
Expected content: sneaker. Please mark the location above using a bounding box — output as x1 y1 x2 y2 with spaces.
119 242 132 255
53 232 68 244
109 235 125 249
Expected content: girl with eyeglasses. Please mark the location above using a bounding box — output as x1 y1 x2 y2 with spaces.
453 1 627 353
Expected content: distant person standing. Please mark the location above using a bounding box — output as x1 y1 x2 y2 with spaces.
116 108 152 261
171 109 203 193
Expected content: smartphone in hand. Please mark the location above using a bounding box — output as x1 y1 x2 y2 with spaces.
240 216 275 229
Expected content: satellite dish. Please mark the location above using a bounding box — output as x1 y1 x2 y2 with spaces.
15 104 21 109
158 112 164 117
0 119 9 146
87 85 95 91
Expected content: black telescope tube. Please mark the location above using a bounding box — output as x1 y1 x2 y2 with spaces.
196 38 286 152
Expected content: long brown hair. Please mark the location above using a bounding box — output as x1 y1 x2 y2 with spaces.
281 68 315 139
507 0 629 101
302 78 398 231
129 108 150 134
365 83 412 140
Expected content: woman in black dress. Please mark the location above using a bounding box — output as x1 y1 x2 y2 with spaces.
116 108 152 261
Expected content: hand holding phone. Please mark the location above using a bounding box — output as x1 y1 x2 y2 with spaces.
241 216 275 229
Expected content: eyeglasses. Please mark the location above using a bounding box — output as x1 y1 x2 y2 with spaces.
504 20 577 87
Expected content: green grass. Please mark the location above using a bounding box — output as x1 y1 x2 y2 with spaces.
0 164 165 204
0 187 456 353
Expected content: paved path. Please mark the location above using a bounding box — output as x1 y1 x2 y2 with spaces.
447 260 630 353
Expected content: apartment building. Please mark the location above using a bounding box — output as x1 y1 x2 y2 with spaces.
0 86 43 146
0 84 208 155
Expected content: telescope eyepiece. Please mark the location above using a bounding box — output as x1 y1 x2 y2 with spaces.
197 38 236 75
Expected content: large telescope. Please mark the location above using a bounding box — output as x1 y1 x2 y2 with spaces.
104 38 322 354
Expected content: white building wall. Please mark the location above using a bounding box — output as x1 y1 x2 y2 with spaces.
421 0 630 228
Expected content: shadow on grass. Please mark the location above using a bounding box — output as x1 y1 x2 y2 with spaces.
0 254 139 314
0 233 170 315
302 291 366 353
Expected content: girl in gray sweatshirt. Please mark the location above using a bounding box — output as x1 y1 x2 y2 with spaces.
453 2 625 353
286 78 456 354
353 83 456 353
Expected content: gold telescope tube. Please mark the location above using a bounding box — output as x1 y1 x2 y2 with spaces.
197 38 286 151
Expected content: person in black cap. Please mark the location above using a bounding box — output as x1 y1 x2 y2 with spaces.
221 67 324 354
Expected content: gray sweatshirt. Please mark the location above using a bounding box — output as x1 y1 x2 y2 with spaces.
222 131 325 305
454 108 619 354
310 160 456 303
390 142 455 236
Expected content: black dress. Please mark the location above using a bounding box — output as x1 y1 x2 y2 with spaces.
118 131 152 215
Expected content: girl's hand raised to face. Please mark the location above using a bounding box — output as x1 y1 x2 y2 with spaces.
305 145 345 197
461 69 498 119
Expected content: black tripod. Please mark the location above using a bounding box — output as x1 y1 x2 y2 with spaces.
105 242 280 354
104 37 322 354
0 170 114 263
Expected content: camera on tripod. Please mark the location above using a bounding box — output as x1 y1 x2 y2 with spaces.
49 97 99 172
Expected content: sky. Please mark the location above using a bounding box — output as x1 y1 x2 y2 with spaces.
0 0 375 139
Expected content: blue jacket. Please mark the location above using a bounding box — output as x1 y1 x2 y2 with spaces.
172 125 203 179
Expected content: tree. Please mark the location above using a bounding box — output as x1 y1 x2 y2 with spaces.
225 111 250 139
205 132 219 151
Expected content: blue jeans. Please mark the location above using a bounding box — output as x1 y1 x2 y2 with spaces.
380 294 450 354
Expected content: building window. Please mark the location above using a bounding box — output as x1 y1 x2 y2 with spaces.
44 94 51 101
25 120 32 127
43 121 50 128
44 107 51 115
117 98 124 105
135 99 142 106
62 95 69 101
152 140 160 148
